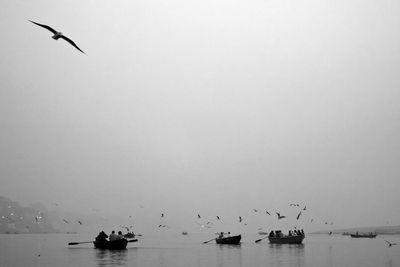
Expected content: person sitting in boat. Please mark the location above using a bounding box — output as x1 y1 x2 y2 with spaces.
116 231 125 240
301 229 304 235
288 230 293 236
218 232 224 238
227 232 232 237
96 231 108 242
109 230 118 241
269 231 275 237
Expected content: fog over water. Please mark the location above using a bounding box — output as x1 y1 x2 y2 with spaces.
1 0 400 233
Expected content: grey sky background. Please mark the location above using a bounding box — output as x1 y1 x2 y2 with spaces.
1 0 400 233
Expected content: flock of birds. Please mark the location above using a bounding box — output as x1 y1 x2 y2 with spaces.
1 200 398 248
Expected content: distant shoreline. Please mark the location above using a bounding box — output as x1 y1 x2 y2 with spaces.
310 225 400 235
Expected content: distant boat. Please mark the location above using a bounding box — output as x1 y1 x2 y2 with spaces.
350 233 377 238
182 231 188 235
216 235 241 244
258 231 268 235
268 234 305 244
94 239 132 250
124 232 135 238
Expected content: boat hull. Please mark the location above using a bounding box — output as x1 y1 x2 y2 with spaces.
268 235 305 244
350 234 377 238
216 235 241 244
93 239 128 250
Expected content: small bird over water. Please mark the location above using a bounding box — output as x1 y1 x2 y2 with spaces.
385 240 397 247
28 20 85 54
276 212 286 220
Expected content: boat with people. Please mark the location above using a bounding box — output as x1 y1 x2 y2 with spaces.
268 230 305 244
215 234 241 244
350 232 377 238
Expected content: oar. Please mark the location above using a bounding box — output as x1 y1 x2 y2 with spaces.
68 241 94 245
203 238 216 244
255 236 269 243
69 239 138 246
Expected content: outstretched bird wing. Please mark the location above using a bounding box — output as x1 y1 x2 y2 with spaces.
60 35 85 54
29 20 57 34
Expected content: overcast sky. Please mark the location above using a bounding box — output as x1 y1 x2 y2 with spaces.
1 0 400 233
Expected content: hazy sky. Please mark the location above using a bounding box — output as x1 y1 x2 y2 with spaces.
1 0 400 233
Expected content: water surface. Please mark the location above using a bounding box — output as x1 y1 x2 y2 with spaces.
0 233 399 267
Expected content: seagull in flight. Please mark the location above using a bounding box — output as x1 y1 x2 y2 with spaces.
239 216 243 223
276 212 286 220
385 240 397 247
28 20 85 54
296 212 302 220
216 216 220 220
197 214 201 219
265 210 271 215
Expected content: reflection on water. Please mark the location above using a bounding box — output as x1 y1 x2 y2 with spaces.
216 244 242 267
95 249 128 267
268 243 305 266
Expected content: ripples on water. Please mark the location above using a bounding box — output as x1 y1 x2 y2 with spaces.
0 233 399 267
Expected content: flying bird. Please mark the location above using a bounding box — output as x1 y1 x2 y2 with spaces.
385 240 397 247
303 206 307 211
239 216 243 223
265 210 271 215
253 209 258 213
161 213 164 218
310 219 314 223
216 216 220 220
296 212 302 220
28 20 85 54
289 203 299 207
276 212 286 220
197 214 201 219
77 220 82 225
63 219 69 224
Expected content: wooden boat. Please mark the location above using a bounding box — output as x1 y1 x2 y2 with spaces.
216 235 241 244
258 231 268 235
93 238 129 250
268 234 305 244
350 233 377 238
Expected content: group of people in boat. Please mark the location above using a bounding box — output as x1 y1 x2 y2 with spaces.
96 230 127 242
218 231 232 238
269 229 304 238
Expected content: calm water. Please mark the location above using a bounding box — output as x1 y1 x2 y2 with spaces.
0 233 399 267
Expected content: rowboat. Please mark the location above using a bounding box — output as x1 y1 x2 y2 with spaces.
93 238 129 250
216 235 241 244
268 234 305 244
350 233 377 238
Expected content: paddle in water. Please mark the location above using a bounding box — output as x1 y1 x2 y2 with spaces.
203 238 216 244
68 241 94 245
255 236 269 243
